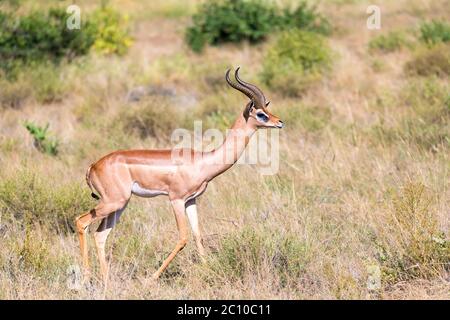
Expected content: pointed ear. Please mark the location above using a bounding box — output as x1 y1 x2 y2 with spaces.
243 101 254 121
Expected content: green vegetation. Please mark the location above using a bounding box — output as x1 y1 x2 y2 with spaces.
277 2 331 35
369 31 411 53
0 6 131 71
0 9 94 70
0 0 448 300
89 6 133 55
185 0 330 52
24 121 59 156
419 20 450 46
261 30 332 96
185 0 276 52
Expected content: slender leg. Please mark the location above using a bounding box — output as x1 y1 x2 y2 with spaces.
185 199 206 260
94 205 126 284
75 200 127 278
75 209 96 275
152 199 189 279
94 219 113 283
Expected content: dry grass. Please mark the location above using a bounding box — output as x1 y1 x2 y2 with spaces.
0 0 448 299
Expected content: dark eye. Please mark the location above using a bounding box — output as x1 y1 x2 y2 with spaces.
256 112 269 122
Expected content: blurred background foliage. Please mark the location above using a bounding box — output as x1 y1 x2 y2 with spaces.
185 0 330 52
0 4 131 74
0 0 448 299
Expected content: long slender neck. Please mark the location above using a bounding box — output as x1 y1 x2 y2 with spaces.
202 113 256 181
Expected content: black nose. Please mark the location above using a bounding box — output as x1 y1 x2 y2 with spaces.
277 120 284 128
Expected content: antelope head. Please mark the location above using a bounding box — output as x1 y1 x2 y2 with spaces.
226 67 284 129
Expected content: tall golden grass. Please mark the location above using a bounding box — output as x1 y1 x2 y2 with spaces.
0 0 448 299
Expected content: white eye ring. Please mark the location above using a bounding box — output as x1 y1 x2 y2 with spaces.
256 112 269 123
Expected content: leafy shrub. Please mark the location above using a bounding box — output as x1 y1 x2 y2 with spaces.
261 30 332 96
369 31 410 53
89 6 133 55
278 3 331 36
419 20 450 46
0 169 94 232
185 0 330 52
0 9 94 69
376 182 449 282
0 6 131 70
404 44 450 77
186 0 277 52
24 121 59 156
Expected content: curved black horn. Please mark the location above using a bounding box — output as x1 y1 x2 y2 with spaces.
225 69 258 102
234 67 266 102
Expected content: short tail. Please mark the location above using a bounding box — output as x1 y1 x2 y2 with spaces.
86 164 100 200
91 192 100 200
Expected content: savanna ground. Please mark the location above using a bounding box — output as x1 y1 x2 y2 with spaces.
0 0 449 299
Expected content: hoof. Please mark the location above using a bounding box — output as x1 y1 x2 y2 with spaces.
138 274 158 289
151 272 160 280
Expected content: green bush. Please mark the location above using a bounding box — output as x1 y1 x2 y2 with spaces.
24 121 59 156
278 3 331 36
0 9 94 69
404 44 450 77
89 6 133 55
0 6 131 70
261 30 332 96
186 0 277 52
185 0 330 52
369 31 410 53
419 20 450 46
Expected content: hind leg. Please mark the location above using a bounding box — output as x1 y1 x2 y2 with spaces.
75 210 96 276
94 203 127 284
75 200 128 278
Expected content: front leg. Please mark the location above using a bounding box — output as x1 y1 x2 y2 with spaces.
185 199 206 260
152 199 189 279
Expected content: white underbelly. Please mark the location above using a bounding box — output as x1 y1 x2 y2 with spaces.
131 182 168 198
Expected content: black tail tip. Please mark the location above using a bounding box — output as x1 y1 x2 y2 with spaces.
91 193 100 200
